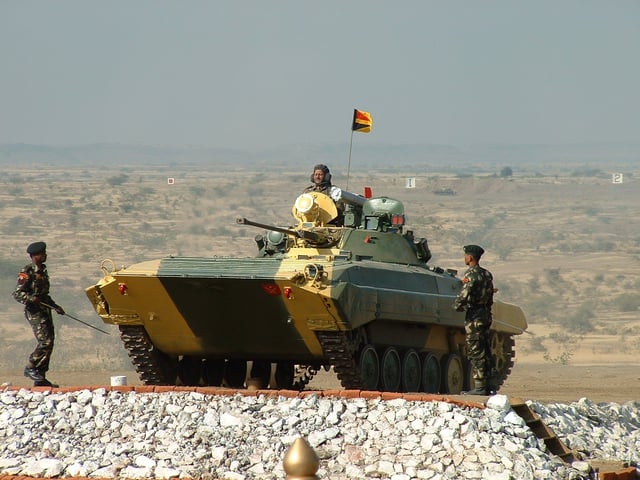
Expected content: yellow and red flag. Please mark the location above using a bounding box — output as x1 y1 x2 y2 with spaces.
352 109 373 133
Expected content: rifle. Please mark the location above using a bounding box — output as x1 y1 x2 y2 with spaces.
41 302 111 335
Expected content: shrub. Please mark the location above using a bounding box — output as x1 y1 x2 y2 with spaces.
106 174 129 186
500 166 513 178
560 303 595 334
525 335 547 353
494 244 513 261
543 268 563 285
6 215 31 233
528 276 541 291
190 185 206 197
543 350 573 365
613 293 640 312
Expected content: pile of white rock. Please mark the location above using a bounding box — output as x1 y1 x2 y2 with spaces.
0 387 638 480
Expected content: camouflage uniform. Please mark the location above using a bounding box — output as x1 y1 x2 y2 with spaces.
12 262 61 377
304 182 332 194
303 164 345 225
453 263 495 388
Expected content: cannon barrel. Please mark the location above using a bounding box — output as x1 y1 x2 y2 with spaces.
236 217 323 243
329 187 366 207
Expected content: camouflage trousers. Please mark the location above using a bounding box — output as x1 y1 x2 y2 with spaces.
464 308 494 385
24 308 55 373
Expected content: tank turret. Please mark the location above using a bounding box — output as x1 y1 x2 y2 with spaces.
241 188 431 265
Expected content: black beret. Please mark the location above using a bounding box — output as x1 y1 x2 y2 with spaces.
27 241 47 255
464 244 485 259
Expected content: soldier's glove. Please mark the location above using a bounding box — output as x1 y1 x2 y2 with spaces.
30 296 41 305
54 306 65 315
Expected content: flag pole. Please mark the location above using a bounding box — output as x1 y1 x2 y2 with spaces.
346 129 354 190
347 108 372 191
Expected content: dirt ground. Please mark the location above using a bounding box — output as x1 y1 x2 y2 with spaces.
2 360 639 405
4 322 638 405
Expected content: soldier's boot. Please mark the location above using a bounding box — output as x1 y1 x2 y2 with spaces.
462 380 489 396
24 367 45 382
34 368 58 388
34 378 59 388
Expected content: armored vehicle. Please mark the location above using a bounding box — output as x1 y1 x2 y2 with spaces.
85 187 527 393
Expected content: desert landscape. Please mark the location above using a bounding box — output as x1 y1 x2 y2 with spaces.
1 152 638 405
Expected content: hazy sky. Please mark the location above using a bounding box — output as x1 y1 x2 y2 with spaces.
2 1 639 149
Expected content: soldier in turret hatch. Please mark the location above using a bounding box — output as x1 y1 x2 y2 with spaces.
453 244 498 396
304 164 333 194
302 164 346 226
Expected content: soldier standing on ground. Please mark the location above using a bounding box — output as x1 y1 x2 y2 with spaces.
12 241 65 387
453 244 498 395
304 164 333 194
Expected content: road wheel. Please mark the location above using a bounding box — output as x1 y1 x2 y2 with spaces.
274 361 295 389
401 349 421 392
203 358 225 386
491 332 516 388
421 353 441 393
441 353 464 394
249 360 272 389
224 360 247 388
359 344 379 390
177 355 202 386
380 346 401 392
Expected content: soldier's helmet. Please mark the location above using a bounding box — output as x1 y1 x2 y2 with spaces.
310 164 331 183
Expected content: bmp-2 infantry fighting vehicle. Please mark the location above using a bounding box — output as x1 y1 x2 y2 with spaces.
85 187 527 393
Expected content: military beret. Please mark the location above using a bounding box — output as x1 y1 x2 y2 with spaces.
464 244 485 259
26 241 47 255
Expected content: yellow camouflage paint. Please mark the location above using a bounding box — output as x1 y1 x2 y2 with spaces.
271 247 347 356
86 259 202 354
491 301 528 334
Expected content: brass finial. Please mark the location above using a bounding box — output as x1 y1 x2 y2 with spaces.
283 437 320 479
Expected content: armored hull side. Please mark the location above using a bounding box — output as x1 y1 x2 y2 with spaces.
87 253 525 392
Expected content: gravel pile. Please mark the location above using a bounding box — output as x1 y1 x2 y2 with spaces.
0 387 639 480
